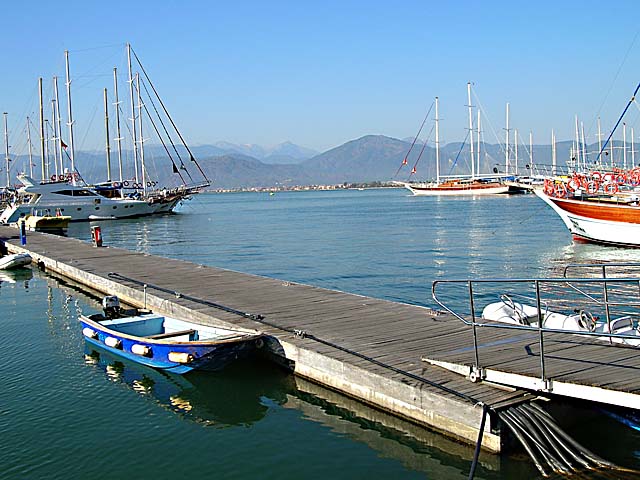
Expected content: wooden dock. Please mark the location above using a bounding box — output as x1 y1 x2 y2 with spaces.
0 225 594 453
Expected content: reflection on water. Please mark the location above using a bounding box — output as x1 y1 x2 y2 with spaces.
0 267 33 290
84 347 294 428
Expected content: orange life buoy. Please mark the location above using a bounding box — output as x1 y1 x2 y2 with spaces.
603 182 619 194
554 183 567 197
586 180 599 194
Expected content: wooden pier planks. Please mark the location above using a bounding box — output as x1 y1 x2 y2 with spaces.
0 226 523 402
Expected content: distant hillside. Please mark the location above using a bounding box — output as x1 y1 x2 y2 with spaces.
5 136 608 190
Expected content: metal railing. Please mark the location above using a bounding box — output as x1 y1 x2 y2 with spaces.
431 275 640 390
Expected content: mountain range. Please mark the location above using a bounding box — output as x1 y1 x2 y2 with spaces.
7 135 609 190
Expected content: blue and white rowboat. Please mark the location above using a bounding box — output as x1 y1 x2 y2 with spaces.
79 296 264 374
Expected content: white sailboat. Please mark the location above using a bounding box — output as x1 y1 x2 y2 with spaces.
1 43 210 224
403 84 509 196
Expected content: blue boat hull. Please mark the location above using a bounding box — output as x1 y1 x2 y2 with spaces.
79 315 261 374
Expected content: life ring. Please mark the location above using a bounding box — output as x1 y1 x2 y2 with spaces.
586 180 599 194
615 173 627 185
112 182 121 188
543 179 555 196
73 172 79 181
630 173 640 186
50 174 57 181
123 181 130 187
603 182 619 194
554 183 567 197
591 171 602 181
567 177 580 192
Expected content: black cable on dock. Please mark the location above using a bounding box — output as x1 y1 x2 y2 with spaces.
107 271 483 405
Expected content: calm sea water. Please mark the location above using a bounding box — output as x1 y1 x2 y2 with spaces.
3 188 640 479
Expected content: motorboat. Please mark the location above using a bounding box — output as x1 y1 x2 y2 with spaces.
22 209 71 232
0 252 32 270
482 294 640 346
0 175 183 224
79 296 264 374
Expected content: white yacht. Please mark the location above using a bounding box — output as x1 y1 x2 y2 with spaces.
0 175 185 223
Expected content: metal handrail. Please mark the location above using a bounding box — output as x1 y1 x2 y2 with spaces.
431 276 640 389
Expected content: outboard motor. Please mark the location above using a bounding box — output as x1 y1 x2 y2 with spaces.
102 295 122 319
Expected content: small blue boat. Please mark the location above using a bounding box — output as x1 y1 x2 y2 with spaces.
80 296 263 374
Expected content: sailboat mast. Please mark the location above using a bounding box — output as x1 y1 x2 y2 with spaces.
64 50 76 181
136 73 147 195
39 77 46 181
26 117 33 178
127 43 140 186
3 113 10 188
54 76 64 174
51 99 59 177
505 103 510 175
514 129 518 176
632 127 636 167
623 123 627 170
529 131 533 173
44 119 50 179
574 115 581 169
467 82 475 179
476 110 481 175
104 88 112 182
597 117 602 166
113 68 124 189
580 122 587 169
552 129 557 175
435 96 440 184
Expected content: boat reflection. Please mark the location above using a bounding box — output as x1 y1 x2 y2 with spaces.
0 267 33 289
84 346 294 427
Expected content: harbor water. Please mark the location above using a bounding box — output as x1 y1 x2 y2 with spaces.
3 188 640 479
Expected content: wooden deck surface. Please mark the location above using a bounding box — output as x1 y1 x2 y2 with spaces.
0 225 528 409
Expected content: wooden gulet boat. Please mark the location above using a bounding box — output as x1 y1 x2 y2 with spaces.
80 296 264 374
535 171 640 247
401 86 509 196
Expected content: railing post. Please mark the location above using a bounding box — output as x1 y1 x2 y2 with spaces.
602 266 613 344
468 280 480 370
535 280 547 387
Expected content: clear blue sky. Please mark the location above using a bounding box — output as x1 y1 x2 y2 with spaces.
3 0 640 154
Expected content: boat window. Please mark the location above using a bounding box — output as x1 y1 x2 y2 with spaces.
52 189 97 197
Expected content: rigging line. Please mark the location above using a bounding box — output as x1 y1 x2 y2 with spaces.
586 28 640 140
135 81 189 185
131 47 209 183
595 80 640 164
394 101 434 178
138 77 193 183
406 124 435 181
447 130 471 176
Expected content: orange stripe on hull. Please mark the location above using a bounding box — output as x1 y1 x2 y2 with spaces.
549 197 640 224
